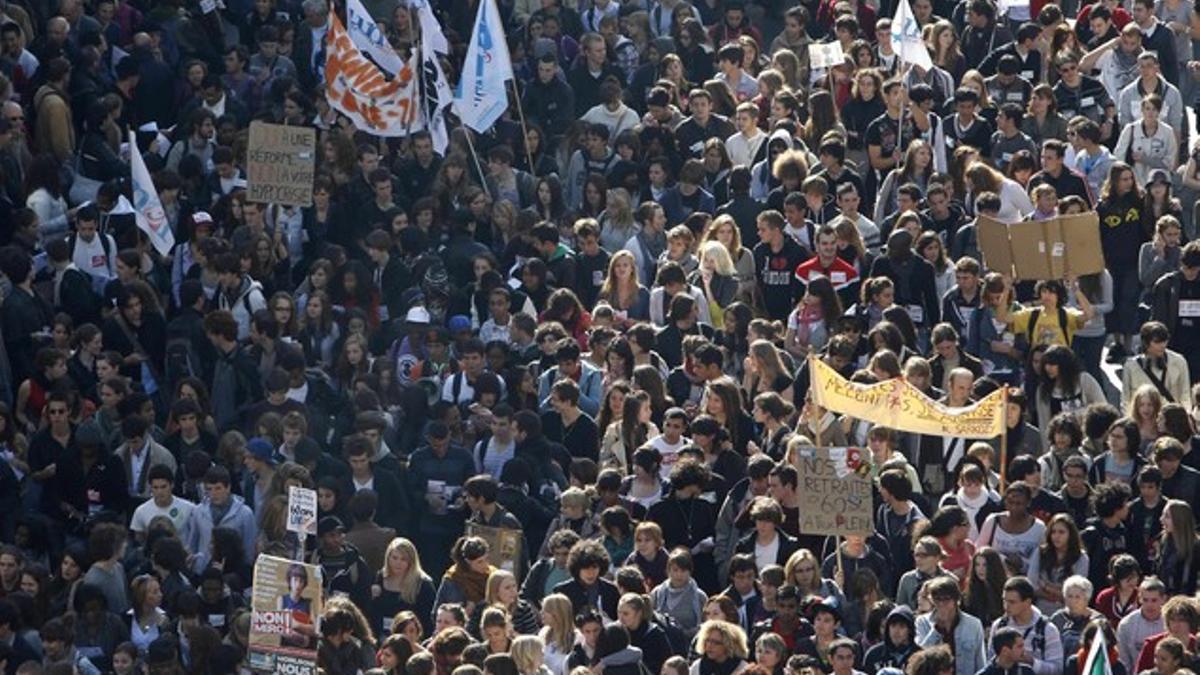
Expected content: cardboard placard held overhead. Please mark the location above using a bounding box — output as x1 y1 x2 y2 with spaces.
808 42 845 69
795 447 875 537
246 122 317 207
976 213 1104 280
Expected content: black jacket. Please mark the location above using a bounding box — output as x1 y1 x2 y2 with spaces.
523 76 576 138
553 576 621 620
734 530 801 568
628 621 674 674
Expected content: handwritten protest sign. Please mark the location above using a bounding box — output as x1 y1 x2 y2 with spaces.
808 42 845 69
246 122 317 207
286 486 318 536
809 356 1005 438
795 447 874 537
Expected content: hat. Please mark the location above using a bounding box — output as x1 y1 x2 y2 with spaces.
532 37 557 60
997 54 1021 75
247 437 276 465
191 211 214 227
1148 168 1171 186
404 306 431 326
75 420 105 448
318 515 345 537
448 315 472 333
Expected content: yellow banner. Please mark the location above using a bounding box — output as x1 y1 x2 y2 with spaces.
809 356 1005 438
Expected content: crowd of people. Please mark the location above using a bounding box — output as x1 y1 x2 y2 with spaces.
0 0 1199 673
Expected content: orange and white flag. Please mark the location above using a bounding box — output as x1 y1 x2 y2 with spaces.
325 10 420 136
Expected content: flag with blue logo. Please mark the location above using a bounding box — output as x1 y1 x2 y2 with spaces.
891 0 933 71
129 130 175 257
454 0 513 132
345 0 405 75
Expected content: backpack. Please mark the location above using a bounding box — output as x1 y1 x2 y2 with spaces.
67 231 114 263
1025 306 1068 347
651 610 689 657
163 334 200 394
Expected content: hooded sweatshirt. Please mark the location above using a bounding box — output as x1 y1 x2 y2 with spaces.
864 606 920 673
650 576 708 633
218 275 266 340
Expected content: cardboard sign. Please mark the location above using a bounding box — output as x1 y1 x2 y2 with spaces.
795 447 874 537
246 122 317 207
248 555 322 675
465 523 525 574
808 41 846 69
977 212 1105 280
286 486 318 536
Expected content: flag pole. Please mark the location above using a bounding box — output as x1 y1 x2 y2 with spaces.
463 128 492 200
508 78 536 176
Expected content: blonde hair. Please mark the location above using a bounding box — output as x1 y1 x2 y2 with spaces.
1129 384 1165 425
600 250 641 308
511 635 547 675
785 549 822 594
560 487 593 511
539 594 576 652
383 538 431 604
485 569 519 608
696 620 749 660
750 339 791 383
699 240 737 276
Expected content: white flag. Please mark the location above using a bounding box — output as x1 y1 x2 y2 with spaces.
454 0 513 132
129 130 174 256
345 0 405 75
891 0 933 71
412 0 453 153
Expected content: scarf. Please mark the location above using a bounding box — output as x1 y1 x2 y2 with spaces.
794 303 823 345
444 563 493 603
1112 47 1140 79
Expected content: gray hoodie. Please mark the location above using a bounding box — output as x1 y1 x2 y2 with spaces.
650 576 707 634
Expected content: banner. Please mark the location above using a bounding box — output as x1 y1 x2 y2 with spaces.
412 0 452 153
248 555 322 675
977 213 1106 281
454 0 513 132
129 130 175 256
809 356 1005 438
891 0 933 70
795 447 874 537
465 523 524 573
345 0 405 75
246 122 317 207
325 10 420 136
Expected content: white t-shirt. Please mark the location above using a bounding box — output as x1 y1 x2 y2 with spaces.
130 496 197 535
754 534 781 572
650 435 689 480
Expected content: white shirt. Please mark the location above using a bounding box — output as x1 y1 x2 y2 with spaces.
650 435 689 479
725 130 766 168
70 232 116 289
754 534 780 572
130 496 197 535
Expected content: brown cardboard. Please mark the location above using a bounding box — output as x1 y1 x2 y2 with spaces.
246 121 317 207
976 214 1015 278
1058 212 1105 276
1008 219 1055 280
976 212 1104 280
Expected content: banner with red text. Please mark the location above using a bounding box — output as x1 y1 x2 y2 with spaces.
325 10 420 136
